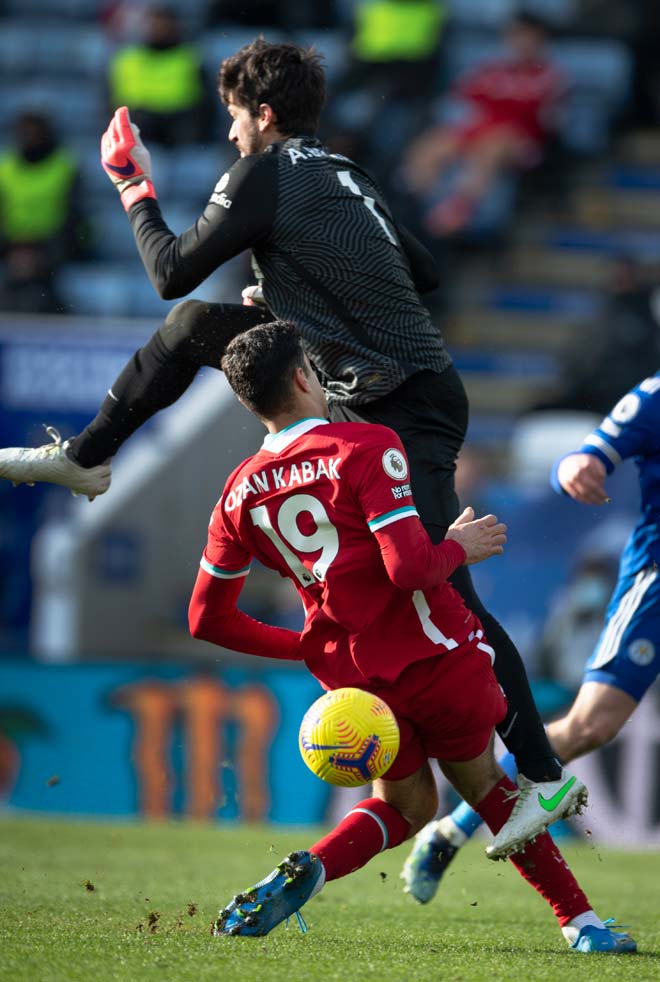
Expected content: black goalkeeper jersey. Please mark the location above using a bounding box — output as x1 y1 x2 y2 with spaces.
128 136 451 404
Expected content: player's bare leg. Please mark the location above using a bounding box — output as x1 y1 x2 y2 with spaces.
372 760 439 834
437 737 502 806
546 682 637 763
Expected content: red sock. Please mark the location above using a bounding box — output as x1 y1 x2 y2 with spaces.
309 797 410 881
476 777 590 926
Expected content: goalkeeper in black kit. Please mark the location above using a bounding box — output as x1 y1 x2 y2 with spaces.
0 39 586 857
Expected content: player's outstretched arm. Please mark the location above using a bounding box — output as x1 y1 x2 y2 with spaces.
555 453 609 505
445 506 507 564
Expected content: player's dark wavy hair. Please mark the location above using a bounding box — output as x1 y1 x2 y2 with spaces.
222 320 308 418
219 38 326 136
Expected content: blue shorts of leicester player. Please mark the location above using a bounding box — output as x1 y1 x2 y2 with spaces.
584 565 660 701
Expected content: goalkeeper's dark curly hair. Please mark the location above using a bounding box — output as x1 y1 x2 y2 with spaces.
221 320 308 418
219 38 325 136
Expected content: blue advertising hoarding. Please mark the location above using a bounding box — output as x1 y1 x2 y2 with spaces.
1 659 329 824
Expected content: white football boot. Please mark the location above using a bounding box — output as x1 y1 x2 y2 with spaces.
486 770 588 860
0 427 111 500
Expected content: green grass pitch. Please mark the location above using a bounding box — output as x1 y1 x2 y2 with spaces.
2 817 660 981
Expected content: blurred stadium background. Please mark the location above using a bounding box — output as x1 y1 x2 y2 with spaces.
1 0 659 845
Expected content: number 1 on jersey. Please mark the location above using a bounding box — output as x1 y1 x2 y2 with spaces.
337 170 397 245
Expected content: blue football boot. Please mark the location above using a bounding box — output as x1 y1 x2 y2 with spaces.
571 919 637 954
400 817 461 904
214 851 323 937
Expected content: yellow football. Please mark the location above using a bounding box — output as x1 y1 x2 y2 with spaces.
299 687 400 786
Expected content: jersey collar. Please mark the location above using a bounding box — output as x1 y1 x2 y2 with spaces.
262 417 329 454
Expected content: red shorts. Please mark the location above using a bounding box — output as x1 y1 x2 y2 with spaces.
368 640 507 781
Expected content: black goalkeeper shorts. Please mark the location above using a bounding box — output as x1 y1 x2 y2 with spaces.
329 365 468 544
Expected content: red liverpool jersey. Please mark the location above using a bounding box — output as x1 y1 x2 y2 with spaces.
202 417 482 689
458 58 565 142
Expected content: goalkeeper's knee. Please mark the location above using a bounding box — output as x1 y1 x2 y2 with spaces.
159 299 211 355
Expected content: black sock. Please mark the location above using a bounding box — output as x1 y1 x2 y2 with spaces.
449 565 562 783
67 331 199 468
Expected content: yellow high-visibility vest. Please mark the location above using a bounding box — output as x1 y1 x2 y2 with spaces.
0 149 77 242
353 0 445 62
109 44 203 112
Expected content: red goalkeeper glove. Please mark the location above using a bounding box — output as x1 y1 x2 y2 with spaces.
101 106 156 212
